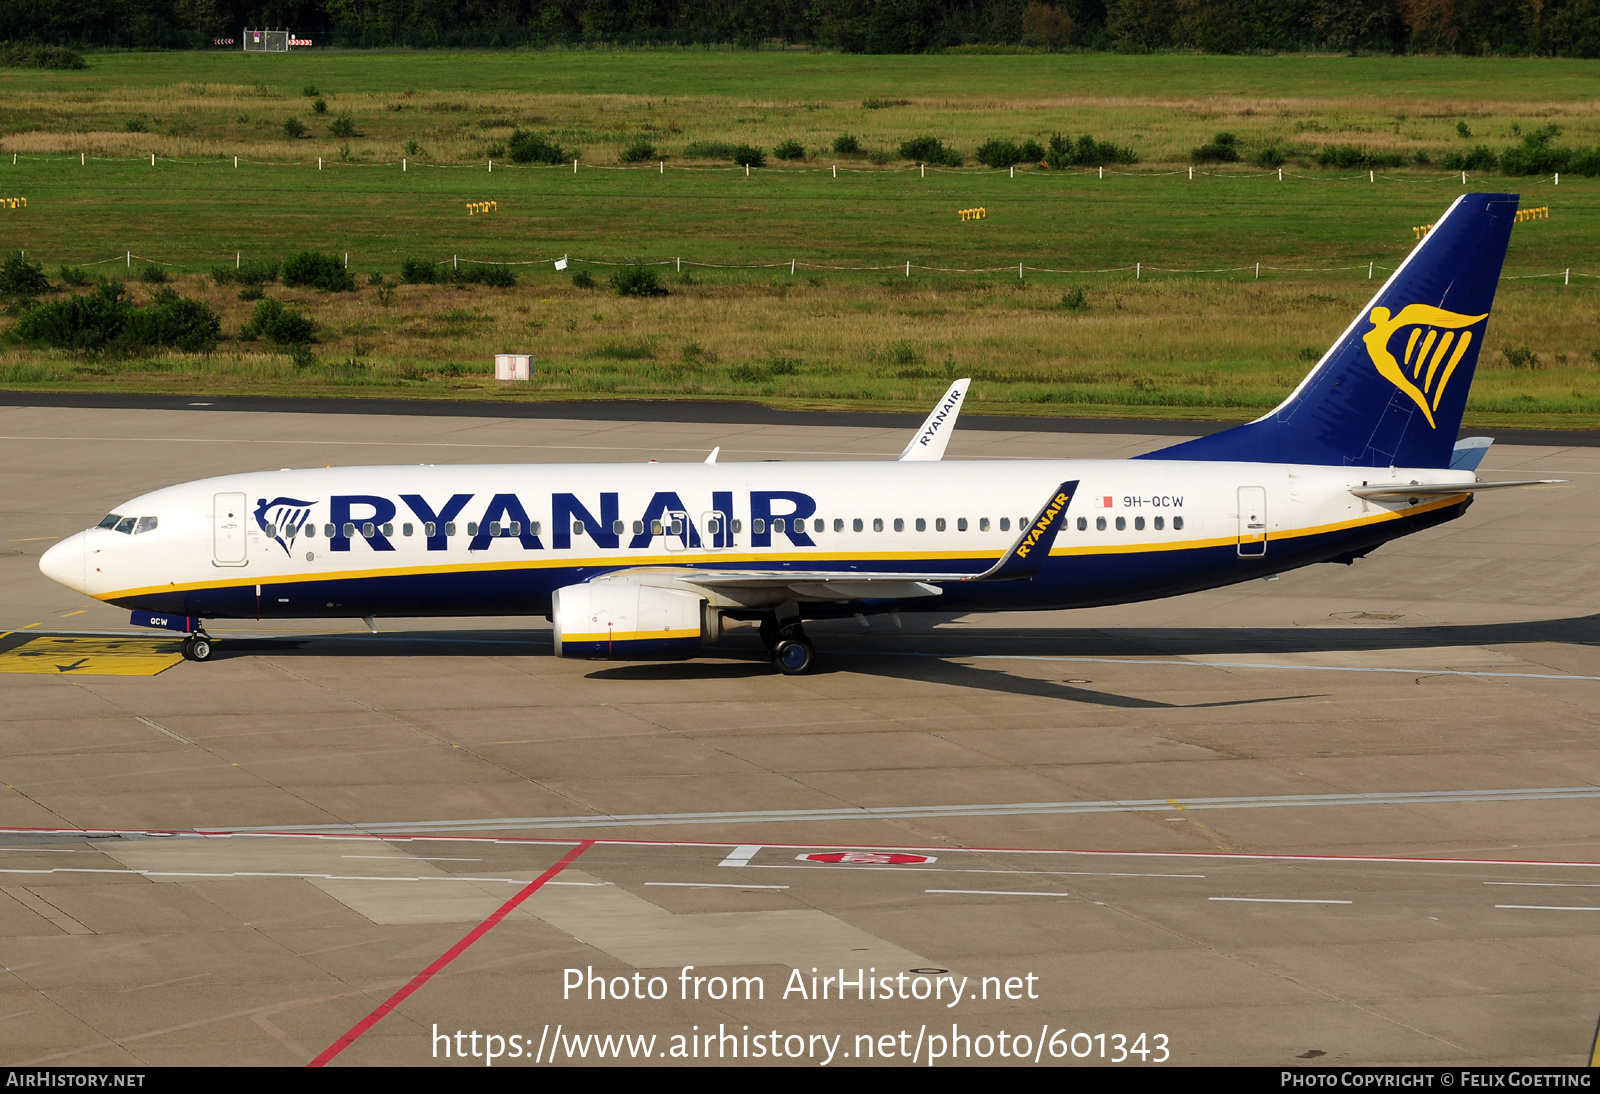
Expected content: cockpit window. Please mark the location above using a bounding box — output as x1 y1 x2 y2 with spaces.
114 517 136 534
98 513 122 529
134 516 158 534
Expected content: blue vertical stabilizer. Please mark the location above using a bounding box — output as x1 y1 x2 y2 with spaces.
1140 193 1518 468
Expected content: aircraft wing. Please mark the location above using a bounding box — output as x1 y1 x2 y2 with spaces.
593 480 1078 604
898 378 971 461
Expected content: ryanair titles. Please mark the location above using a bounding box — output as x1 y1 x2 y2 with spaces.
1014 490 1071 559
255 490 820 555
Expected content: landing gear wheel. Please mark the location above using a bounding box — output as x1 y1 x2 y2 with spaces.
182 636 213 662
773 637 814 676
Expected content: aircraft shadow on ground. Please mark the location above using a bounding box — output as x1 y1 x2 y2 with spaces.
165 610 1600 706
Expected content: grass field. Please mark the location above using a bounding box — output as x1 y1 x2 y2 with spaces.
2 50 1598 425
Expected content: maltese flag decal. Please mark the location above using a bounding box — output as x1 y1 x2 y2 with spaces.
1094 495 1114 508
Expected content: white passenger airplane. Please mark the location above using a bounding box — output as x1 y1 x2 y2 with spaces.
40 193 1555 674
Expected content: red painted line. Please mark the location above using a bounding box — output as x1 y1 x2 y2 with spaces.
307 839 593 1068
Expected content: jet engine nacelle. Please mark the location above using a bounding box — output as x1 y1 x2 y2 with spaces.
552 583 706 660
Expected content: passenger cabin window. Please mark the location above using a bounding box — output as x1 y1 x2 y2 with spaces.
935 518 946 532
707 518 721 536
1096 517 1106 531
916 518 926 532
773 519 786 534
1076 517 1087 531
363 522 375 538
813 519 824 533
343 522 356 538
1173 516 1184 531
957 518 968 532
325 524 335 538
651 520 663 535
1134 516 1144 531
833 519 844 532
489 521 502 536
403 523 414 537
467 522 479 536
873 518 883 532
980 518 990 532
382 523 394 537
1115 517 1126 531
852 518 863 532
572 520 584 535
304 524 316 539
732 519 742 533
752 519 766 534
1154 516 1164 530
893 518 904 532
633 520 645 535
1000 518 1010 531
612 520 625 535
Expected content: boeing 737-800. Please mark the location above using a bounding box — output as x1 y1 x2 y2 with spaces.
38 193 1555 674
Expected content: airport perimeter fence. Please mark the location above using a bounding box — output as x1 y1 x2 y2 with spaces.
28 248 1597 288
2 149 1580 188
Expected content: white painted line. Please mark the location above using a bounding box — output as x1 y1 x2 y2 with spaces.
645 882 789 890
1495 904 1600 911
1209 897 1353 905
341 855 482 861
718 844 761 867
745 863 1204 878
926 889 1068 898
1484 881 1600 887
235 785 1600 834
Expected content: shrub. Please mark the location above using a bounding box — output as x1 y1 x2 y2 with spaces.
975 138 1045 169
16 280 219 353
329 114 358 139
0 46 88 70
404 139 422 156
58 265 90 287
1254 145 1288 168
283 117 307 139
899 136 961 166
281 251 355 292
1456 120 1472 139
1442 145 1499 172
773 139 805 161
312 97 328 114
733 144 766 168
610 262 667 297
508 130 566 164
1500 345 1541 369
572 270 596 289
486 141 506 158
211 259 279 287
0 252 50 296
863 98 910 109
1192 132 1241 163
124 118 147 133
239 297 316 346
1318 145 1404 169
1044 133 1138 168
456 264 516 287
833 134 861 155
138 265 169 284
303 85 320 97
1061 287 1087 310
399 257 438 284
619 137 658 163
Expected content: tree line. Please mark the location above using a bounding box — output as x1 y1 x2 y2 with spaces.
4 0 1597 56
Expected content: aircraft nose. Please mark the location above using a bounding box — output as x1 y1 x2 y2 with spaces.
39 531 87 594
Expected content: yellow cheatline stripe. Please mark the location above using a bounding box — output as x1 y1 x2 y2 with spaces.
94 495 1465 603
561 628 700 643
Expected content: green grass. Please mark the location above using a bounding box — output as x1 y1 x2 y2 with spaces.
2 50 1599 426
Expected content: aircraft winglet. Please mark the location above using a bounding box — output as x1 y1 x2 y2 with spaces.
899 378 971 461
968 480 1079 582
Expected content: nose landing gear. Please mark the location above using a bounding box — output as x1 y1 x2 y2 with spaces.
181 632 214 662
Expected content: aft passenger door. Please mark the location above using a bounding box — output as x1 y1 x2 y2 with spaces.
1237 486 1267 557
213 492 249 566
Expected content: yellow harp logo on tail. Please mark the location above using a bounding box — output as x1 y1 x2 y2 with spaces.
1362 304 1487 429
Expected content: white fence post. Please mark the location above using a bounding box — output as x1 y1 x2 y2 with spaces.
1555 172 1559 186
1188 166 1193 180
921 164 925 178
1368 262 1374 279
403 159 407 171
234 156 238 168
126 251 130 267
1136 262 1140 280
1278 168 1282 181
791 259 795 275
574 160 578 173
905 260 910 277
236 252 240 268
1018 262 1023 280
677 257 681 272
1255 262 1260 279
1566 268 1570 285
454 255 458 270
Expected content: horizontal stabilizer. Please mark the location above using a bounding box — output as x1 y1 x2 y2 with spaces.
1450 437 1493 471
899 378 970 461
1350 478 1562 499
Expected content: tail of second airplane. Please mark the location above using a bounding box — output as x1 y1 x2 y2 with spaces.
1142 193 1519 469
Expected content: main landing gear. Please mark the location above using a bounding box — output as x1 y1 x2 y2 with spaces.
759 614 814 676
180 631 215 662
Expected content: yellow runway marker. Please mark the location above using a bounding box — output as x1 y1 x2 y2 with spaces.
61 610 86 618
0 636 184 676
